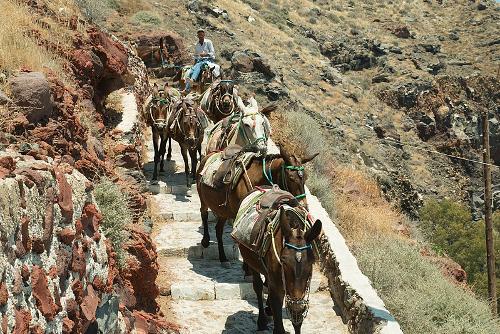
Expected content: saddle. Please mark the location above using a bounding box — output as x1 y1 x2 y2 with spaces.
232 186 299 257
213 144 245 189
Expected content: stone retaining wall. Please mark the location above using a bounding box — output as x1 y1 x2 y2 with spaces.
306 189 403 333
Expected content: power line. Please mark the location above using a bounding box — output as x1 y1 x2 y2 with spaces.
379 137 500 169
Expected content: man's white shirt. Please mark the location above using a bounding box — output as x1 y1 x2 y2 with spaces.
194 39 215 61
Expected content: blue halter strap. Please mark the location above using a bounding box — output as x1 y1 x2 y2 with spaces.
284 242 312 252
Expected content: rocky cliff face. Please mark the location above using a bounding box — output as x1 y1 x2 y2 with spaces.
0 1 169 332
0 153 120 333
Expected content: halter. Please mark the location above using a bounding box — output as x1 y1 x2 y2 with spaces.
214 82 235 116
267 204 312 326
262 158 306 200
149 97 170 129
173 101 203 149
236 111 268 148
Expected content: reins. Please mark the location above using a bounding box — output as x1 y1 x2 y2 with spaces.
262 158 306 200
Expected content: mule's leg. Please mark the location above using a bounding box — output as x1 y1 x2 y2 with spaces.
215 218 230 267
152 127 160 181
189 147 197 181
180 144 190 187
166 136 172 161
269 285 286 334
252 269 269 331
159 133 167 172
198 142 202 161
292 322 303 334
200 200 210 248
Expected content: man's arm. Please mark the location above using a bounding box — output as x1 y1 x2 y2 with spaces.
206 40 215 59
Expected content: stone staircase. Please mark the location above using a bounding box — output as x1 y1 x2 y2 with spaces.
144 128 348 333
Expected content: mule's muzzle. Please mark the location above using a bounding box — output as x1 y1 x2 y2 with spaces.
286 296 309 326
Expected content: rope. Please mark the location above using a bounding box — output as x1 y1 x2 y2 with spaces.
241 160 254 191
380 137 500 169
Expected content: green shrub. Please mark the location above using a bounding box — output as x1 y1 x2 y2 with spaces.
94 178 132 267
354 237 500 334
75 0 116 23
132 11 161 25
420 199 500 302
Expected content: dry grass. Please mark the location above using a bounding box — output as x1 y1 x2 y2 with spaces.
330 166 402 241
0 0 65 74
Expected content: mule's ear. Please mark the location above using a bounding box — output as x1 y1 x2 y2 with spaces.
279 145 293 165
301 152 319 164
260 104 278 116
305 220 322 243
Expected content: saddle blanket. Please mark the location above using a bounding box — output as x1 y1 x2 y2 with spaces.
231 189 273 255
199 151 255 189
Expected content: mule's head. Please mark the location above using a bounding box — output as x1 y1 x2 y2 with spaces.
150 83 168 126
279 206 322 326
219 80 235 111
279 146 319 207
177 99 201 149
200 64 215 86
238 110 270 154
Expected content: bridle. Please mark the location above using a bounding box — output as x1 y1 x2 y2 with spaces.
262 158 306 200
174 101 203 149
218 109 269 151
149 96 170 129
214 80 236 116
265 203 312 326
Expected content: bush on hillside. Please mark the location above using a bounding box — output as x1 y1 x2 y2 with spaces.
75 0 115 23
132 11 161 25
420 199 500 303
94 178 131 267
355 237 500 334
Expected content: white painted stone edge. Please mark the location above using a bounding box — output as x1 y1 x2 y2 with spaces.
306 188 403 334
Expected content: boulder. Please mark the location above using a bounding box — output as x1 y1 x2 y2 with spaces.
0 90 11 105
9 72 54 123
392 25 412 38
231 51 254 72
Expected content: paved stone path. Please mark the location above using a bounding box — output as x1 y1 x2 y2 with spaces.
143 110 348 333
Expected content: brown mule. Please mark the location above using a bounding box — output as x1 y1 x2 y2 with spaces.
144 83 171 182
200 79 237 123
196 146 318 266
167 97 207 188
234 189 322 333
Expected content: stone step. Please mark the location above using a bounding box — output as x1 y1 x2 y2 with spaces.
155 221 239 261
152 193 211 222
164 291 347 334
159 257 323 302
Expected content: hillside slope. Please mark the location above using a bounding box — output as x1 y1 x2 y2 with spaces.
98 0 500 332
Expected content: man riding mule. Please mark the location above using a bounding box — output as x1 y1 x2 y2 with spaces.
181 29 220 94
144 83 180 182
205 94 275 155
196 144 318 267
232 186 322 333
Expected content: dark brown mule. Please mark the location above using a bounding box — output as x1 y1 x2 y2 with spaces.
200 79 237 123
144 83 172 182
168 97 206 187
196 147 318 266
236 190 322 333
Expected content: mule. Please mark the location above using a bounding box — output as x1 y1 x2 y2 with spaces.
144 83 176 182
234 188 322 333
167 97 207 188
172 63 216 94
196 146 318 266
200 79 237 123
205 95 276 155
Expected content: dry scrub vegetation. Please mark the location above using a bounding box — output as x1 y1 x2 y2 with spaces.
272 110 500 333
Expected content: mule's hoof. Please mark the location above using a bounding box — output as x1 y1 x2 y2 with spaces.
186 189 193 197
221 261 231 269
201 238 210 248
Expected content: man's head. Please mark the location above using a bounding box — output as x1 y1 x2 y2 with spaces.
197 29 205 43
